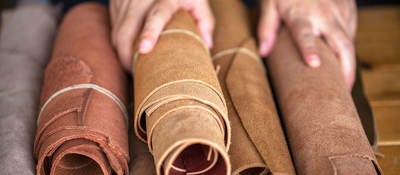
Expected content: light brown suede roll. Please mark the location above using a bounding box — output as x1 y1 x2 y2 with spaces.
133 10 230 175
267 29 382 174
210 0 295 174
34 3 129 175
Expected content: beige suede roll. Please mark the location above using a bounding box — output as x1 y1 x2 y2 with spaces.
133 10 231 175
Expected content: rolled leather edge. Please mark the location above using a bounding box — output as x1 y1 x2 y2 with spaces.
150 103 230 175
267 28 382 174
34 3 129 175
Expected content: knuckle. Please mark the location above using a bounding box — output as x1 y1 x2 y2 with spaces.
340 38 354 53
140 31 156 41
343 37 353 48
152 1 176 14
149 7 163 18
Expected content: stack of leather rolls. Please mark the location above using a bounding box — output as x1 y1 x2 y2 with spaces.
33 0 382 174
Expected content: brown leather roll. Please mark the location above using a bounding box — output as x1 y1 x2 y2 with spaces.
267 29 382 174
133 10 230 175
33 3 129 175
210 0 295 174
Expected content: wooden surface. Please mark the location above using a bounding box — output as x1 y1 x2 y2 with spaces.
356 5 400 68
377 146 400 173
362 69 400 104
372 105 400 145
357 5 400 175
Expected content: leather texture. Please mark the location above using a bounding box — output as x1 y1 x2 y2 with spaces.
210 0 295 174
267 29 382 175
33 3 129 175
133 10 230 175
0 3 58 175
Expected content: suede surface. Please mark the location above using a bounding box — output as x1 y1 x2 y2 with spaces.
0 3 58 175
33 3 129 175
267 29 382 175
133 10 230 175
210 0 295 174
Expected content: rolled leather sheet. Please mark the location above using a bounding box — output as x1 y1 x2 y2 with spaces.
267 29 382 174
0 3 58 175
33 3 129 175
133 10 230 175
210 0 295 174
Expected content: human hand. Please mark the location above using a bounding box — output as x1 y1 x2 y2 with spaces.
258 0 357 89
110 0 215 71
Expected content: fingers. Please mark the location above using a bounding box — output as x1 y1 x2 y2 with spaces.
111 0 214 71
109 0 117 27
186 0 215 48
288 18 321 68
258 0 280 56
322 23 356 89
330 0 357 38
138 0 180 54
267 0 356 89
111 0 153 71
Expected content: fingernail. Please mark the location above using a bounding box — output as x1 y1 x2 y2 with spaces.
139 39 152 54
259 41 268 56
308 54 321 68
345 74 355 91
205 35 213 48
201 32 212 48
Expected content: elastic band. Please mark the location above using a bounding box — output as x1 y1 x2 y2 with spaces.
162 29 208 53
212 47 260 64
37 83 128 126
132 29 209 70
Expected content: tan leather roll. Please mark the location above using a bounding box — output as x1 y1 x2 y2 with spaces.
267 29 382 174
33 3 129 175
210 0 295 174
133 10 230 175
